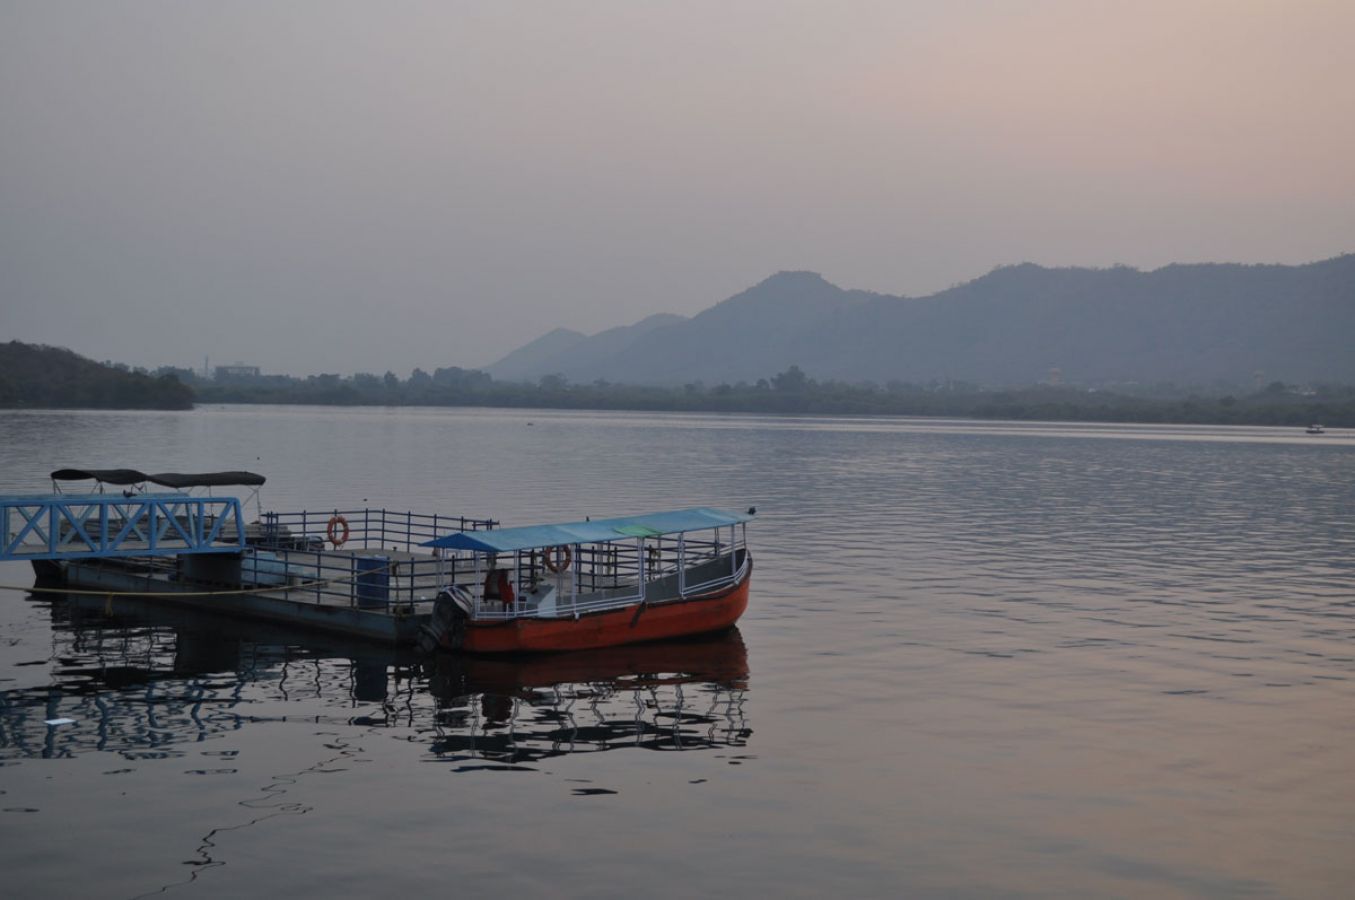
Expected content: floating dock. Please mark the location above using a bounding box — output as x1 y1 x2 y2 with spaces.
4 469 497 644
8 470 754 652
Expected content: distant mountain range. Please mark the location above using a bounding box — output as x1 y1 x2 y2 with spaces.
486 255 1355 387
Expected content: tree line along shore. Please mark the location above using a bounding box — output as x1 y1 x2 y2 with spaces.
2 342 1350 427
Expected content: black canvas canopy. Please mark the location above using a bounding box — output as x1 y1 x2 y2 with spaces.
147 471 266 488
50 468 150 486
51 469 265 489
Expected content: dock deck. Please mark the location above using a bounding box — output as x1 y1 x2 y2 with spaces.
33 504 498 644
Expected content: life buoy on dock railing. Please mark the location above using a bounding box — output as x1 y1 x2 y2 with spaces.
543 544 572 573
326 515 350 547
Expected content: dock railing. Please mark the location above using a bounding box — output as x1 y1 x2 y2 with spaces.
255 508 496 554
1 493 246 562
239 509 497 613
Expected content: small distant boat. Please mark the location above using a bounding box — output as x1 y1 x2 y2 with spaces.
419 508 754 654
1306 424 1326 434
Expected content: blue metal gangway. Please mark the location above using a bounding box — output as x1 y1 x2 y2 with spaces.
0 493 246 562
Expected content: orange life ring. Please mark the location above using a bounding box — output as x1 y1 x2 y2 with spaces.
326 515 350 547
543 544 572 573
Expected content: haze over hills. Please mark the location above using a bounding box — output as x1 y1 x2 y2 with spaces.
486 255 1355 387
488 314 687 383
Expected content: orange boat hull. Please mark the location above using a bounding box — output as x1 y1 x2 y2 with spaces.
458 574 751 654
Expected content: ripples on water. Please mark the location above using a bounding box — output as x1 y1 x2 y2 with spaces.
0 597 752 898
1 601 749 764
1 408 1352 898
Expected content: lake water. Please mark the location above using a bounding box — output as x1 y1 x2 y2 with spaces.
1 406 1353 898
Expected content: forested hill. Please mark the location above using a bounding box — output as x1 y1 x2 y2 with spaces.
0 341 193 409
487 255 1355 387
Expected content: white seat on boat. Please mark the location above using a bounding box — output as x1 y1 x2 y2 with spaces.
522 582 559 617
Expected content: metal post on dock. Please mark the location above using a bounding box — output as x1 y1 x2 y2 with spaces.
678 533 686 596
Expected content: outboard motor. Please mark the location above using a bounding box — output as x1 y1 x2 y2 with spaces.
418 585 474 653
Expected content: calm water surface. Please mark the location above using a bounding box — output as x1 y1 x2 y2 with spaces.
1 406 1352 898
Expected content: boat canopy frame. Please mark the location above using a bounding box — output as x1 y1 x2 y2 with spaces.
423 507 751 553
424 507 753 621
51 469 267 517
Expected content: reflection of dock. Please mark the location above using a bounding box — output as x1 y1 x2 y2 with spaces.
0 593 415 760
0 595 751 765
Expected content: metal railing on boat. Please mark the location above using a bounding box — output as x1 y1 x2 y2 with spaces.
464 544 750 621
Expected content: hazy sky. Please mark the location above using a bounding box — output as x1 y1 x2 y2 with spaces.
2 1 1352 375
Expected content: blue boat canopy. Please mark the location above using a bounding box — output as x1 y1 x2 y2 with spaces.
423 507 752 553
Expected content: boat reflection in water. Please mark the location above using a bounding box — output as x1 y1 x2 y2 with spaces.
426 630 750 767
0 592 751 765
